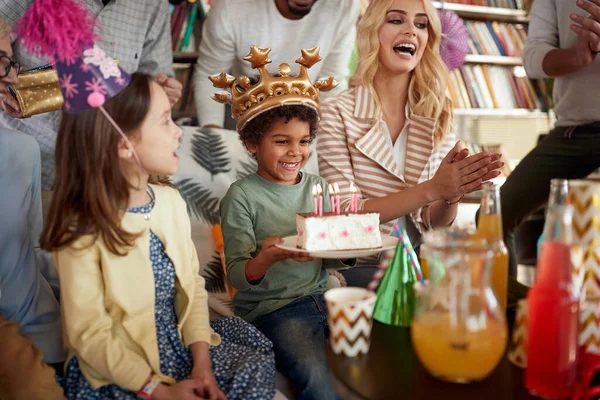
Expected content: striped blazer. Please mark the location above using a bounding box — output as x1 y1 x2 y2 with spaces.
317 85 455 236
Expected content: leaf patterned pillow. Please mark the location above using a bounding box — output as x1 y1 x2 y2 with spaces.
173 127 319 317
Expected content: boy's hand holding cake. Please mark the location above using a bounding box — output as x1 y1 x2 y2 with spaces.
245 236 315 283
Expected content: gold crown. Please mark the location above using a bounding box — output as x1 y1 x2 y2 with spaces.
209 46 338 131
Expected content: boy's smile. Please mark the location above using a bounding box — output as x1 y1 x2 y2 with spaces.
246 117 311 185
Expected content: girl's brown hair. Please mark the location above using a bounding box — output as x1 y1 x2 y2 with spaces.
41 72 162 255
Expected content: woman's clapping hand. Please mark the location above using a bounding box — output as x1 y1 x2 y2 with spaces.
430 141 503 202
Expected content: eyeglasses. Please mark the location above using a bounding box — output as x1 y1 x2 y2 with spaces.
0 55 20 78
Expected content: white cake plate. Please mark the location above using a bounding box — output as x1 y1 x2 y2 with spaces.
275 234 398 259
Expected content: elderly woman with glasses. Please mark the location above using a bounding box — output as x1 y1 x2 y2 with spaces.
0 18 20 118
0 16 65 400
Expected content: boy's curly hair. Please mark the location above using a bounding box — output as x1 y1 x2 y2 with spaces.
240 104 319 150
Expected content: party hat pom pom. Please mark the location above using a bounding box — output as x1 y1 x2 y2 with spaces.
87 92 106 108
16 0 99 63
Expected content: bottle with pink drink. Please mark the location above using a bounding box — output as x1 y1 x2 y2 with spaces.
526 204 579 399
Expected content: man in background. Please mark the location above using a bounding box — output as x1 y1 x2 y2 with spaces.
500 0 600 275
194 0 360 129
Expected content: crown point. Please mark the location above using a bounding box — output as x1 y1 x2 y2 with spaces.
212 91 232 104
296 47 322 69
243 46 272 69
279 63 292 77
314 76 339 93
238 76 252 90
209 73 235 89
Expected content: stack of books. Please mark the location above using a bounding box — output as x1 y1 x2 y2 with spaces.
170 0 211 53
465 21 526 56
448 66 552 111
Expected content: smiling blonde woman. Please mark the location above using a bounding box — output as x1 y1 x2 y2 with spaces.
317 0 503 276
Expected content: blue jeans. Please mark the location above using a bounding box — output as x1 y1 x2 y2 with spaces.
253 295 340 400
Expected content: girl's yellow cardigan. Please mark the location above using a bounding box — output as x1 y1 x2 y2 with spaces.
54 184 221 391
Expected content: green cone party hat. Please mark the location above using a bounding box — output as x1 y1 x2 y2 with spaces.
372 228 419 326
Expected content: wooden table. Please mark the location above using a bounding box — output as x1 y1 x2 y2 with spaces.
327 321 536 400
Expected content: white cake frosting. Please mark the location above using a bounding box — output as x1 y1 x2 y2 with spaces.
296 212 382 251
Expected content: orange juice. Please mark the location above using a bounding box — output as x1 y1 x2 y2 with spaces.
477 213 509 310
412 312 507 382
420 258 430 280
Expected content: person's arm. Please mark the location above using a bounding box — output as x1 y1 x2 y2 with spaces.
316 0 360 98
524 0 594 78
193 0 236 128
188 341 226 400
137 0 174 77
135 1 182 105
55 240 153 391
220 185 261 290
425 134 465 229
26 136 59 295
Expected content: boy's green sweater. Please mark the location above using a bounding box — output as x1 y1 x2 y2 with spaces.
220 172 346 322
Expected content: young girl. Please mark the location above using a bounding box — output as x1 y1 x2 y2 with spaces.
40 73 276 400
317 0 503 284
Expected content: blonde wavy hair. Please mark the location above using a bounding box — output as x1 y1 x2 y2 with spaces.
350 0 452 146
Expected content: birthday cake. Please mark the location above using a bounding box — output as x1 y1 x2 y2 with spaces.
296 212 382 251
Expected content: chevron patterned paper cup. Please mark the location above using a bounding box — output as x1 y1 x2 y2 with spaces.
580 300 600 355
569 180 600 247
325 287 376 358
572 245 600 302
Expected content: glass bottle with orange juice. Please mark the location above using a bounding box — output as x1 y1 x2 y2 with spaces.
477 184 509 310
411 227 507 383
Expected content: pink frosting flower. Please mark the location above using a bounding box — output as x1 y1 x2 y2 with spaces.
341 230 350 238
366 226 375 233
318 232 327 240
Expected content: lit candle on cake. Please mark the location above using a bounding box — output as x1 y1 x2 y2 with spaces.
328 183 335 214
312 185 318 215
333 182 341 215
350 182 358 213
316 183 323 216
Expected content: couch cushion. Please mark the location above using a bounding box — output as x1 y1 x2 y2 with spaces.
173 126 319 317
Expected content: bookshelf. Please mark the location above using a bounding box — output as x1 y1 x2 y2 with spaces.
435 2 553 117
434 1 556 164
454 108 551 118
432 1 528 23
463 54 522 66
